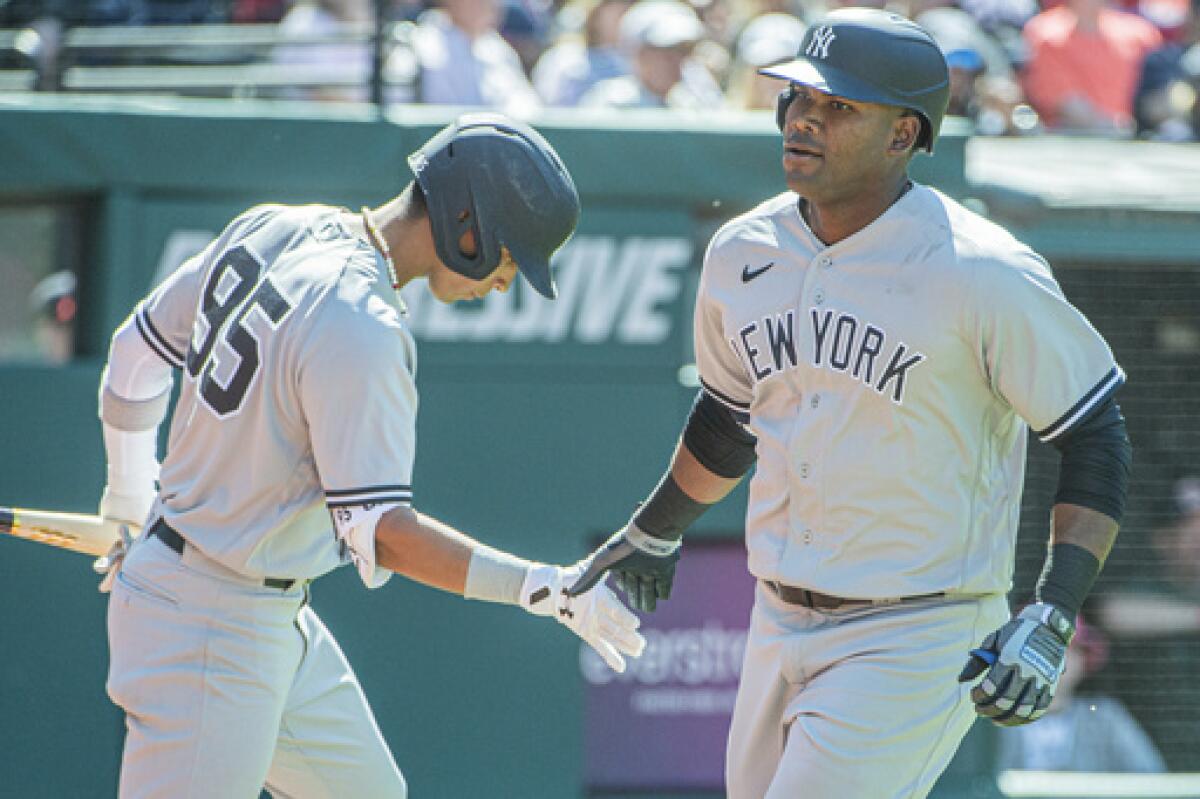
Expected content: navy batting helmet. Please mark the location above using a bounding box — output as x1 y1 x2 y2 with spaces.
408 113 581 299
762 9 950 153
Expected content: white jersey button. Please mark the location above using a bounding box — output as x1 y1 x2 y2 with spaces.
802 530 813 544
814 289 825 304
799 463 810 478
810 394 820 409
819 256 832 269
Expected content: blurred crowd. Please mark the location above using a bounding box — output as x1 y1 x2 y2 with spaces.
3 0 1200 139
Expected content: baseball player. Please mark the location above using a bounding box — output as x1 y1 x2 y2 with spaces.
94 113 645 798
570 10 1132 799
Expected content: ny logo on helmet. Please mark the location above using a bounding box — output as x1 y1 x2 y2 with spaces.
805 25 836 59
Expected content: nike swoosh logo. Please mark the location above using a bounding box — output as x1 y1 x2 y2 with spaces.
742 262 775 282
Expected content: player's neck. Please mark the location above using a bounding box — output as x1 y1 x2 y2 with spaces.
801 176 912 246
368 197 437 289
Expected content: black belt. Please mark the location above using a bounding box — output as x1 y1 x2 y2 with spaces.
764 580 943 611
149 518 298 592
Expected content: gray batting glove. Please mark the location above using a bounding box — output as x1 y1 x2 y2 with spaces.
521 564 646 673
566 521 681 613
958 602 1075 726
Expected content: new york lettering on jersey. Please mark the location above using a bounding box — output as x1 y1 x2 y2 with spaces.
728 306 926 404
695 186 1122 600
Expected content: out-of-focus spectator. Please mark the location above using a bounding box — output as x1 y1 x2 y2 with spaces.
996 617 1167 773
532 0 633 105
823 0 888 9
688 0 736 89
230 0 289 23
1139 0 1192 41
1 0 224 25
919 5 1034 134
1097 476 1200 770
271 0 372 102
956 0 1038 65
407 0 542 114
724 11 805 110
1021 0 1162 135
28 269 76 365
1134 0 1200 139
580 0 722 108
84 0 224 25
500 0 556 75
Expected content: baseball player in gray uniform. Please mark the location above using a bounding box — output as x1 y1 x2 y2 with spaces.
94 113 645 798
570 10 1132 799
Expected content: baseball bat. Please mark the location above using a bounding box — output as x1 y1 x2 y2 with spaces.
0 507 141 557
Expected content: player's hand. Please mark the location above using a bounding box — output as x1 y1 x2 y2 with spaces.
94 486 154 594
521 564 646 673
94 523 135 593
957 602 1075 726
566 521 681 612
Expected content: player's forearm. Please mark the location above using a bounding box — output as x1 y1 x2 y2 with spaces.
1050 502 1119 563
632 390 756 541
632 441 740 542
670 442 744 504
1035 503 1118 619
374 506 477 594
1036 398 1131 618
374 506 533 600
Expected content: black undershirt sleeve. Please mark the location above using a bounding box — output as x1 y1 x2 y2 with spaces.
1035 397 1132 619
1050 397 1131 523
680 390 757 479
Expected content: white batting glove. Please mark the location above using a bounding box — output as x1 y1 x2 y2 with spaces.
94 486 154 594
520 564 646 673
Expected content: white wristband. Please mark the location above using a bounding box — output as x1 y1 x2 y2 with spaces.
464 547 532 605
625 520 682 557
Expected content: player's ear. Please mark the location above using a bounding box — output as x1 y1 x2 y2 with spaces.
888 113 921 155
456 210 477 258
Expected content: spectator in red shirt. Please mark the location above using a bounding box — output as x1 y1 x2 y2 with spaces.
1022 0 1162 134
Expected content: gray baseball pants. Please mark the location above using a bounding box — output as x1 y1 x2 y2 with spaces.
106 532 406 798
726 583 1008 799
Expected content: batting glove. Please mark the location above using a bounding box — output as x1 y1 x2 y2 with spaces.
521 564 646 673
958 602 1075 726
566 521 681 613
94 486 154 594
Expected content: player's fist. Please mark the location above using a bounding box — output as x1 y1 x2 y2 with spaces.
958 602 1075 726
94 523 134 594
95 486 154 594
566 521 681 612
521 564 646 673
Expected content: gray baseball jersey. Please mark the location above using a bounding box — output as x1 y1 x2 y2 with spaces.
695 184 1122 599
133 203 418 581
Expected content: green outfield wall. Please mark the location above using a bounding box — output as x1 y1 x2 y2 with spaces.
0 97 1196 798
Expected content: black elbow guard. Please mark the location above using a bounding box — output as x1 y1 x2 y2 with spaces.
1052 398 1132 523
681 390 757 479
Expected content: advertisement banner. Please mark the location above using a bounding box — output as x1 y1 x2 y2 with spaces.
581 538 755 793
